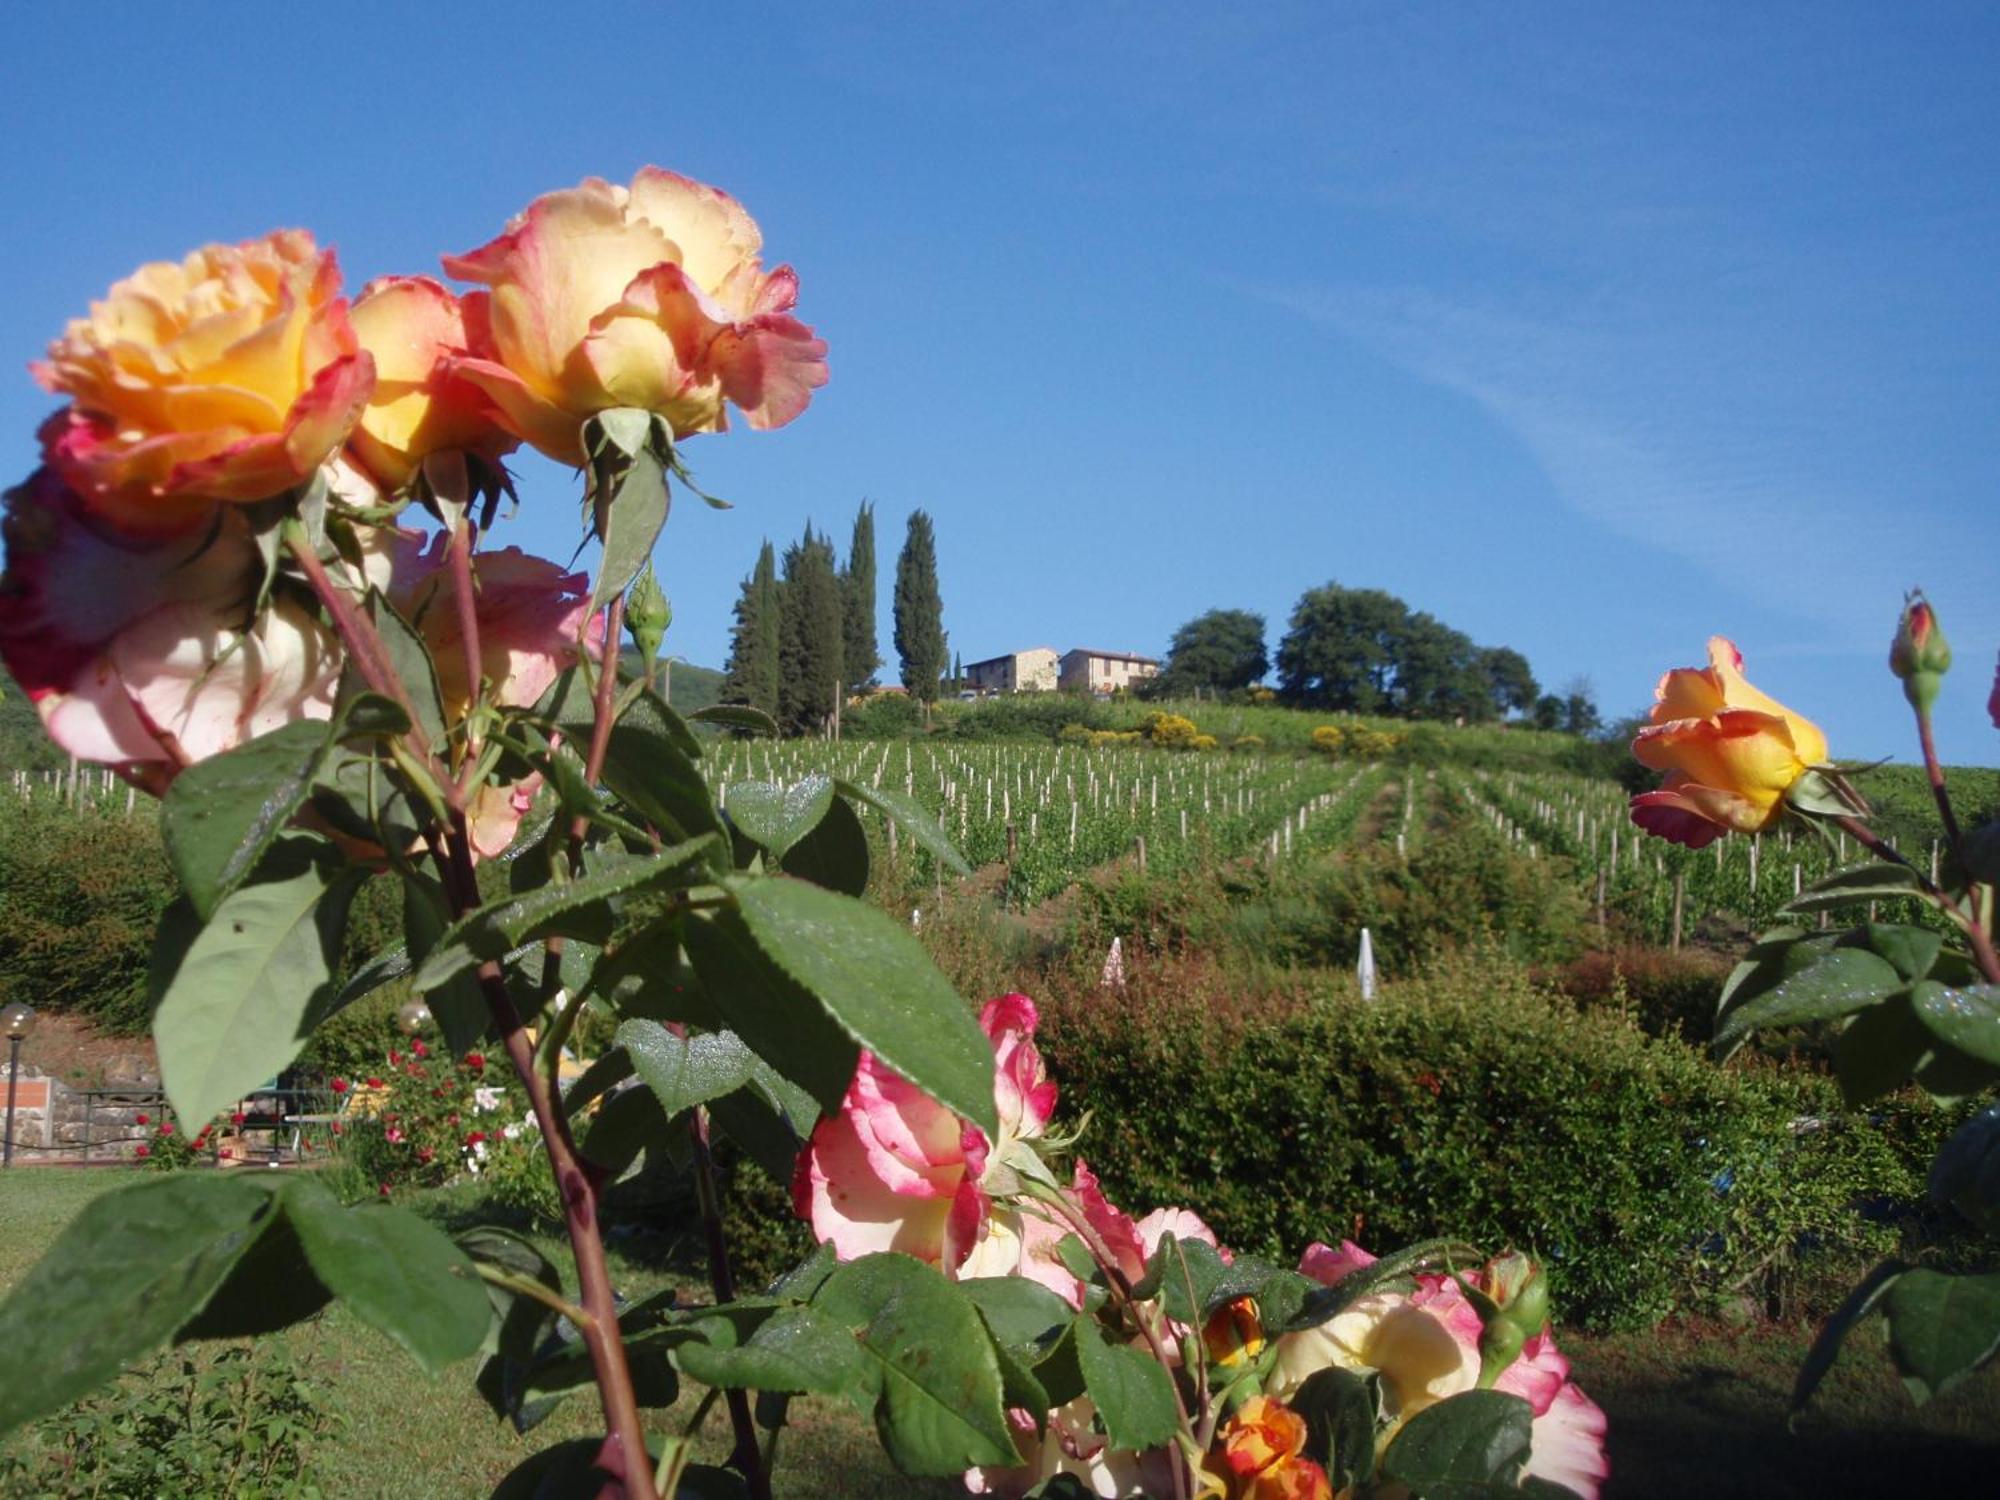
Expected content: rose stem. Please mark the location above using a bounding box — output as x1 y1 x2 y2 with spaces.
689 1106 772 1499
1913 706 1964 850
445 516 486 777
443 822 660 1500
1835 815 2000 984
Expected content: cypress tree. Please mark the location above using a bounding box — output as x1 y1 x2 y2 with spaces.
840 500 880 692
723 539 781 716
894 509 947 712
778 526 843 735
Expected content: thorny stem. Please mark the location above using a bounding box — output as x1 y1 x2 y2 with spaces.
443 822 660 1500
445 517 487 781
1913 706 1964 850
1835 815 2000 985
690 1106 773 1500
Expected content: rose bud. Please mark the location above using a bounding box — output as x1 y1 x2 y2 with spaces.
1889 593 1952 714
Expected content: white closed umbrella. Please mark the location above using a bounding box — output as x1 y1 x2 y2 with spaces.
1357 928 1377 1001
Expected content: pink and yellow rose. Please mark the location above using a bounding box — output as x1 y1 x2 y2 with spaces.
1200 1397 1333 1500
34 230 373 533
442 167 828 462
1628 636 1829 849
345 275 513 493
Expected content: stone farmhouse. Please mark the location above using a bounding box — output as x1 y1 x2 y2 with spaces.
963 646 1160 697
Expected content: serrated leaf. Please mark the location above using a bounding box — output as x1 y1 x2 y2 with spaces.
1911 982 2000 1066
673 1303 871 1396
1712 946 1905 1051
1791 1260 1909 1417
0 1174 279 1434
956 1277 1076 1355
834 776 972 877
1861 923 1945 982
727 776 835 860
280 1177 489 1374
1291 1366 1380 1490
725 876 999 1138
1783 860 1923 914
1835 993 1928 1106
1883 1268 2000 1404
155 836 360 1129
162 719 337 920
782 793 870 896
1071 1312 1179 1451
617 1020 756 1119
690 703 779 736
370 589 448 751
1379 1388 1533 1495
413 837 717 992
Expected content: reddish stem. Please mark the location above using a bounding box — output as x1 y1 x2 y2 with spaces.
445 518 486 774
1836 815 2000 984
443 825 659 1500
690 1108 772 1500
1914 707 1964 850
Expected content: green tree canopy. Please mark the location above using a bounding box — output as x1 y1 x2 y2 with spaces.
778 526 843 735
893 509 947 708
840 501 879 692
722 539 781 717
1157 609 1268 697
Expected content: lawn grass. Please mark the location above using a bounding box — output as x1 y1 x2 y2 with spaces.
2 1167 1997 1497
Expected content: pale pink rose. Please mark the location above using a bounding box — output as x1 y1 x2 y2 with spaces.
984 994 1058 1145
346 276 514 492
0 469 338 790
1522 1379 1610 1499
1298 1239 1376 1285
1133 1207 1223 1264
35 230 372 534
963 1396 1172 1499
442 167 828 462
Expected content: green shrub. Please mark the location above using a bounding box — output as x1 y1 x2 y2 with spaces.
1038 957 1957 1329
0 1342 340 1498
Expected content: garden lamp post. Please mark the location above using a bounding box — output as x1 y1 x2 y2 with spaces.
395 998 433 1037
3 1002 36 1167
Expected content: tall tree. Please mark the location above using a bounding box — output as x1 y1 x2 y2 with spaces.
1561 676 1602 737
1159 609 1268 697
722 539 780 717
1477 647 1540 720
1275 584 1407 712
777 526 843 735
893 509 947 712
839 501 880 691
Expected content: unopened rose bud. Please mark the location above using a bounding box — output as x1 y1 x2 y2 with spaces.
1460 1251 1550 1388
626 562 672 669
1202 1295 1267 1371
1890 593 1951 714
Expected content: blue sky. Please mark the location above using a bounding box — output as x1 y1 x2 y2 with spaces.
4 2 1997 765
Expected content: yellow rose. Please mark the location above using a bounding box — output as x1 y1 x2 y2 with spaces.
1629 636 1829 848
441 167 828 462
34 230 373 534
346 275 514 493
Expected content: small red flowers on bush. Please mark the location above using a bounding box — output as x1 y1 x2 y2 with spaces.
134 1144 150 1159
388 1049 403 1065
411 1040 428 1058
463 1052 486 1071
464 1131 486 1147
134 1112 149 1125
229 1111 247 1126
158 1121 175 1137
330 1078 349 1094
366 1076 384 1089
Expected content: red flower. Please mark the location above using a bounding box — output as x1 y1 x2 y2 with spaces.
229 1111 247 1126
365 1077 384 1089
463 1052 486 1071
134 1144 150 1159
411 1040 429 1058
330 1121 344 1136
158 1121 175 1136
388 1049 403 1065
378 1182 392 1197
134 1112 149 1125
465 1131 486 1147
330 1078 349 1094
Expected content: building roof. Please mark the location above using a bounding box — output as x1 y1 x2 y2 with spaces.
964 647 1058 670
1061 648 1162 665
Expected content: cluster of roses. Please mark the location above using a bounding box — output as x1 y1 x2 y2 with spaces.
0 168 826 841
329 1043 535 1199
129 1110 212 1169
793 997 1610 1499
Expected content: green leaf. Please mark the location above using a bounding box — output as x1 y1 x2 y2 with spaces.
709 1068 819 1183
404 872 489 1055
154 836 360 1129
834 776 972 877
177 1212 332 1341
1861 923 1945 982
585 922 720 1027
1712 946 1905 1051
782 793 871 896
1883 1267 2000 1403
812 1254 1018 1473
1835 993 1928 1107
1911 983 2000 1066
726 876 999 1138
1379 1388 1533 1496
581 1082 677 1176
956 1277 1076 1355
163 718 336 920
369 588 448 751
561 1046 636 1116
689 703 779 736
1930 1104 2000 1235
617 1019 756 1119
412 837 717 992
491 1438 622 1500
1782 860 1923 914
552 681 723 853
0 1174 278 1434
1283 1238 1485 1333
280 1176 489 1374
682 905 863 1112
1071 1312 1179 1451
1291 1366 1380 1491
673 1304 872 1396
585 407 671 607
1131 1234 1234 1325
727 776 835 860
1790 1260 1908 1418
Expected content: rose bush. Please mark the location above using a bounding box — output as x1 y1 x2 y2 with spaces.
442 166 829 461
34 230 373 533
1628 635 1829 848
